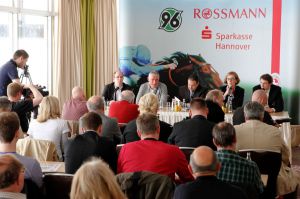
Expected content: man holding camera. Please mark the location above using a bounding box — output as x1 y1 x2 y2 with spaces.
0 50 28 96
7 82 43 133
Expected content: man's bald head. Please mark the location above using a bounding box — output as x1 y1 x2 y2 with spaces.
190 146 219 175
72 86 85 100
252 89 268 106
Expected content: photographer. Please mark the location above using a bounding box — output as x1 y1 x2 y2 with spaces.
7 82 43 133
0 49 28 96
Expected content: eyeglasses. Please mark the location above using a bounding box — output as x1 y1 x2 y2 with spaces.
227 77 235 81
114 76 123 79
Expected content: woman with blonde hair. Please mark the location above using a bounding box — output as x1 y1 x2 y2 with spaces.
122 93 172 143
70 158 126 199
28 96 69 161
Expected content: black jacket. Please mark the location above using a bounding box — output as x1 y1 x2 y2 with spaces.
168 115 216 150
178 85 208 103
102 82 132 101
64 131 117 174
220 85 244 110
253 84 284 112
206 100 225 124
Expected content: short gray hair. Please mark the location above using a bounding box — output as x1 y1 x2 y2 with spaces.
87 96 104 112
244 101 264 120
136 113 159 135
190 150 218 173
148 71 159 78
121 90 135 103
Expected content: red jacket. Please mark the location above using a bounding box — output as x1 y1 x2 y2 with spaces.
108 100 139 123
117 139 194 183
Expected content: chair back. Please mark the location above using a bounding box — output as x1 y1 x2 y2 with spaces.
238 149 282 199
43 173 73 199
116 171 175 199
17 138 58 161
67 120 79 137
179 147 195 162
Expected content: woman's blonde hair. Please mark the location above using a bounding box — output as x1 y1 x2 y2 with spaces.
37 96 61 123
70 158 126 199
138 93 159 114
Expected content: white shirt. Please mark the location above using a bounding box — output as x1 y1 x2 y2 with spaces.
28 118 69 161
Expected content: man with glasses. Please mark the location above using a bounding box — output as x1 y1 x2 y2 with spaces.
102 71 132 102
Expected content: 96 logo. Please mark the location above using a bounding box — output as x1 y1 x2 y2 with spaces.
159 8 183 32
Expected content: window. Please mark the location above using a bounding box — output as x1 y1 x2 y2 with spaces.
0 0 57 88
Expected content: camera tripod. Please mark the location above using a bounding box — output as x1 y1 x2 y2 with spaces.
20 65 33 84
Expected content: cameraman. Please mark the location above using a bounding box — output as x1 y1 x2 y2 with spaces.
0 49 29 96
7 82 43 133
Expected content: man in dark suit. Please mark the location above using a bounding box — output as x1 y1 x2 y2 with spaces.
64 112 117 174
102 71 132 102
178 74 208 103
253 73 284 112
168 98 216 150
233 89 276 126
205 89 225 124
174 146 247 199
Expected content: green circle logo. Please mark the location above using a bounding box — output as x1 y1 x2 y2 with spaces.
159 8 183 32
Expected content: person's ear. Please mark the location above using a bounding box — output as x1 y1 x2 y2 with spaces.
97 125 102 135
188 109 192 117
137 130 142 138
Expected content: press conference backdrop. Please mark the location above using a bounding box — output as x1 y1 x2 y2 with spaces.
118 0 300 124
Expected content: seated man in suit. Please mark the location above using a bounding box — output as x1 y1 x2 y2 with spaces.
234 102 299 195
61 86 88 121
174 146 247 199
102 71 132 102
253 73 284 112
233 89 276 126
87 95 121 144
178 73 208 103
108 90 139 123
118 113 194 183
0 112 43 188
213 122 264 195
136 71 168 105
0 154 26 199
64 112 117 174
168 98 216 150
205 89 224 124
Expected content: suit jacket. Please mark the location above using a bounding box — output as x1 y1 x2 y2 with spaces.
174 176 247 199
64 131 117 174
98 113 121 144
220 85 244 110
206 100 225 124
178 85 208 103
253 84 284 112
108 100 139 123
102 82 132 101
136 82 168 105
122 119 172 144
232 105 275 126
168 115 216 150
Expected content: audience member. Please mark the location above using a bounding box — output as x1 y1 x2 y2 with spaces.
86 95 121 144
118 113 194 183
253 73 284 112
168 98 216 150
0 154 25 199
178 73 208 103
64 112 117 174
27 96 69 161
122 93 172 143
205 89 225 123
7 82 43 133
174 146 247 199
136 71 168 105
213 122 264 194
234 102 299 195
0 50 28 96
220 71 244 110
70 158 126 199
108 90 139 123
0 112 42 188
102 71 132 102
233 89 275 125
0 96 12 112
61 86 88 121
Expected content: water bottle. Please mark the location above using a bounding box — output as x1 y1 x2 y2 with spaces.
246 152 251 161
227 94 233 113
182 99 186 111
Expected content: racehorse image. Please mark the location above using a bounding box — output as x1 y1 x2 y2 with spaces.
119 45 223 99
